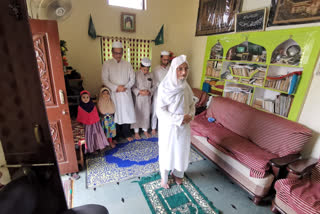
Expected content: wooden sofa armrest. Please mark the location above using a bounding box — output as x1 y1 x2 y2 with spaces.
269 154 301 180
269 154 301 168
286 158 318 179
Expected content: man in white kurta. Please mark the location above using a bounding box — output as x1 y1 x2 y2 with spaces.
151 51 170 136
101 41 136 141
157 55 195 189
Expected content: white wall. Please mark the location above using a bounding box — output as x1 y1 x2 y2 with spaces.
298 62 320 158
53 0 198 96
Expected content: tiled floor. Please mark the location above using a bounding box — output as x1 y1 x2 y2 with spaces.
62 148 273 214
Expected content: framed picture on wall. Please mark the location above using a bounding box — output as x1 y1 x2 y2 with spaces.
269 0 320 26
195 0 243 36
121 12 136 32
235 8 267 32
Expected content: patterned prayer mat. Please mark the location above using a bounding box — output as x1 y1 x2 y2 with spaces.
138 173 220 214
86 138 204 188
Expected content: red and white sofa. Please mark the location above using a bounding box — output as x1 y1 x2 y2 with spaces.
190 97 312 204
272 158 320 214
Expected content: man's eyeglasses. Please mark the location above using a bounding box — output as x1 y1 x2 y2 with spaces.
113 51 123 55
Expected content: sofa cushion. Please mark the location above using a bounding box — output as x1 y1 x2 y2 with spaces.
216 136 277 178
191 112 277 178
206 97 312 157
275 163 320 214
191 111 239 143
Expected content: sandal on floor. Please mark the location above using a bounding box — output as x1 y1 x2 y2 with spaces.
170 172 183 185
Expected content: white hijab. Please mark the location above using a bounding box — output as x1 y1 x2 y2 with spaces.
158 55 189 115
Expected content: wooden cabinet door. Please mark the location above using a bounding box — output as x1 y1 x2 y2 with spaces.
29 19 78 174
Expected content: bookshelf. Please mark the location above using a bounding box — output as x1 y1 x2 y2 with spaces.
201 27 320 121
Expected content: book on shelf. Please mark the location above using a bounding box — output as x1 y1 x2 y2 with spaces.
265 71 302 94
225 91 250 104
230 65 255 77
241 77 264 86
288 74 301 95
263 100 275 113
206 61 221 78
253 94 293 117
224 84 253 104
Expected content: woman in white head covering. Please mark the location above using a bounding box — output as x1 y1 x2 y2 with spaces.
131 58 155 139
157 55 195 188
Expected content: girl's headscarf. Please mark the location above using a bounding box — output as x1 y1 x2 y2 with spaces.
79 90 95 113
97 87 115 114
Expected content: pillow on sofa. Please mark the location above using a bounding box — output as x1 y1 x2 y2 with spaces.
206 97 312 157
220 136 278 176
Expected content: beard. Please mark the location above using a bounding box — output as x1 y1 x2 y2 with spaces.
177 78 186 85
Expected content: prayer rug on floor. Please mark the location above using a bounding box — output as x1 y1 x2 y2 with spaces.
86 138 203 188
138 173 219 214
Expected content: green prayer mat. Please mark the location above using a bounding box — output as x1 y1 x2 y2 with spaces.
138 173 220 214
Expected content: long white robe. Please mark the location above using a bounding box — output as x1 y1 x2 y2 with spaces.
131 70 154 130
152 65 169 114
101 58 136 124
157 55 195 173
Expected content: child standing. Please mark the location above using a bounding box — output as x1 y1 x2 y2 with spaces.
77 90 109 153
131 58 154 139
97 87 117 148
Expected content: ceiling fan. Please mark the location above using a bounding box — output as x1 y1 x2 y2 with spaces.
31 0 72 21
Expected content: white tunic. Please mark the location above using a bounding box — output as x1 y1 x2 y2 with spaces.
152 65 169 114
131 71 154 129
157 55 195 172
102 58 136 124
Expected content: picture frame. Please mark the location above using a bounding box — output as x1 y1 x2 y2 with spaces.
121 12 136 33
195 0 243 36
269 0 320 26
235 8 267 33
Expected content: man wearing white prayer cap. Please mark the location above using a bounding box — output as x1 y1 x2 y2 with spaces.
157 55 195 189
150 50 170 136
131 57 154 139
102 41 136 142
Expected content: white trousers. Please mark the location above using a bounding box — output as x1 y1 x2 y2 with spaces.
151 109 157 130
160 169 184 184
134 128 147 133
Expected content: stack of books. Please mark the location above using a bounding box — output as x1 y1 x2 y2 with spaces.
230 64 257 77
225 92 252 104
264 71 302 94
253 94 293 117
240 70 265 86
224 85 253 105
206 61 222 78
275 95 293 117
253 98 274 113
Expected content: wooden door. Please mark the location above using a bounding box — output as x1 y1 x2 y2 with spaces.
29 19 78 174
0 0 67 212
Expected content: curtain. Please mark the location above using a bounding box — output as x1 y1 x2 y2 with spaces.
101 37 152 71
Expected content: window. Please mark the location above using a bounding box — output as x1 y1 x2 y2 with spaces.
107 0 146 10
101 37 152 71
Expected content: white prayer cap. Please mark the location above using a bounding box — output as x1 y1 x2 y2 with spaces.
112 41 123 48
141 57 151 67
161 50 170 56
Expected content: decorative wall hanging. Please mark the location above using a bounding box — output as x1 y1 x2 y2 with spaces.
195 0 243 36
121 12 136 33
235 8 267 32
269 0 320 26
